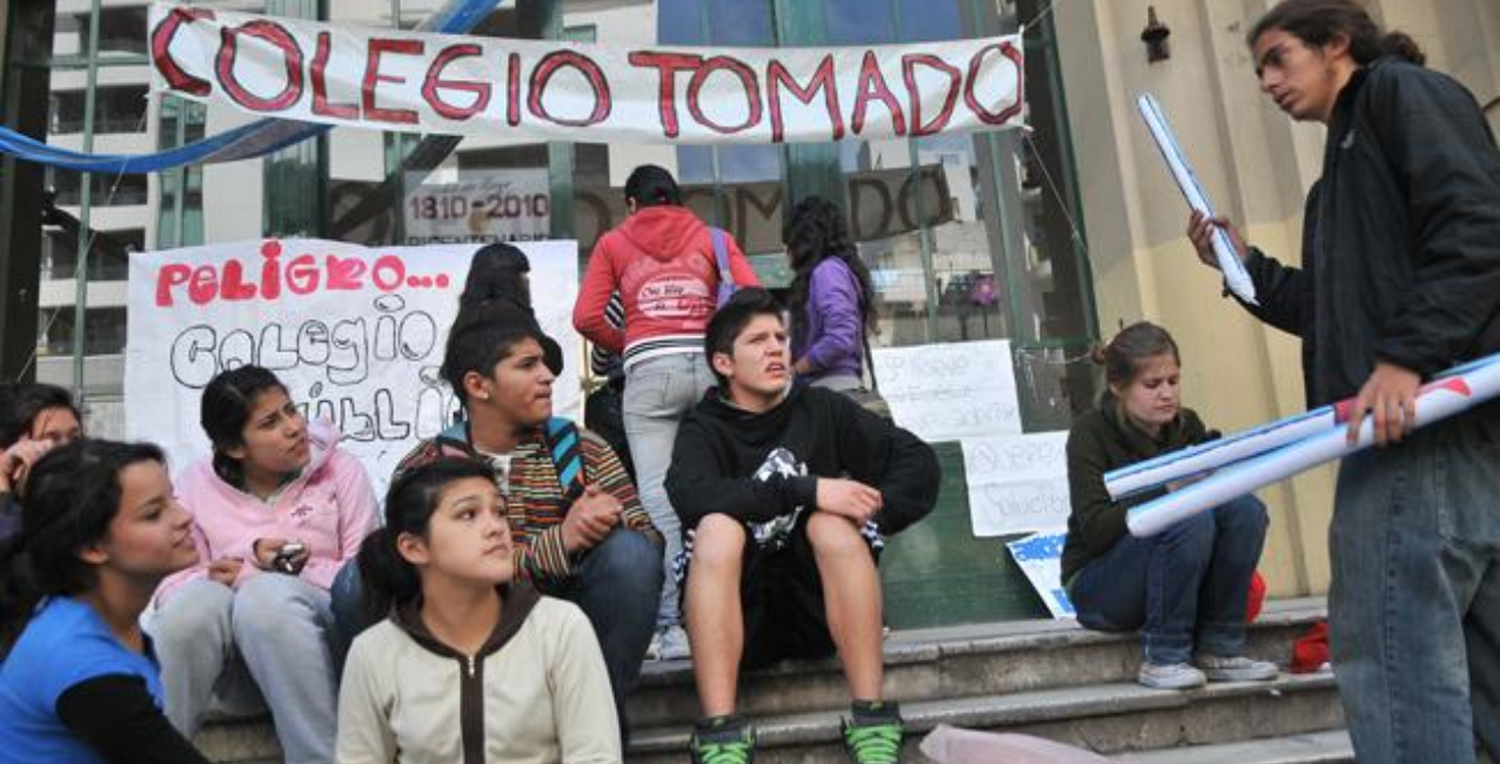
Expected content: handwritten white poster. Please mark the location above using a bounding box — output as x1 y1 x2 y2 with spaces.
125 238 580 496
1005 530 1075 619
872 339 1021 442
961 431 1070 536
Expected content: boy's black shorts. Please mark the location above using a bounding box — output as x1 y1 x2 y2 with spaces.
679 513 881 670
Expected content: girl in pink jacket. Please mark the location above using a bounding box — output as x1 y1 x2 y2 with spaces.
148 365 377 764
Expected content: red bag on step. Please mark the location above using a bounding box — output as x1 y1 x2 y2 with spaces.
1246 570 1267 623
1291 621 1330 674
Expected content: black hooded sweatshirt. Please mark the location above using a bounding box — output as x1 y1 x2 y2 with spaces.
665 383 939 536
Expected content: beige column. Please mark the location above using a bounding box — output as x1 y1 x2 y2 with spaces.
1052 0 1350 597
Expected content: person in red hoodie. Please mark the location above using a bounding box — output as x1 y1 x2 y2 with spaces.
573 165 759 660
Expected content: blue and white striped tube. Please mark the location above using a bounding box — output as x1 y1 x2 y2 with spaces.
1104 354 1493 501
1126 352 1500 537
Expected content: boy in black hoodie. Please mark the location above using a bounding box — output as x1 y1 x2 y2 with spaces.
666 288 939 764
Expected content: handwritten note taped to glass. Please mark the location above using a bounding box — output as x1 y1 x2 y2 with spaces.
961 431 1070 536
872 340 1022 442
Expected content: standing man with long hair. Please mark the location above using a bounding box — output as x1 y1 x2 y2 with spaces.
1188 2 1500 760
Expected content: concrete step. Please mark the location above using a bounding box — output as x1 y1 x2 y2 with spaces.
1112 730 1354 764
196 598 1330 763
196 718 281 764
625 672 1343 764
629 598 1327 728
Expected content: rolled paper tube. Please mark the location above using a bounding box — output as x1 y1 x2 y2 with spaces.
1106 353 1496 501
1137 93 1257 305
1126 355 1500 537
1106 407 1334 501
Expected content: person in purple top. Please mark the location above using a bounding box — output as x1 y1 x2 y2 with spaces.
784 196 879 393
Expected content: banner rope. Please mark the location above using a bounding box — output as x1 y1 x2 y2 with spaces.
1022 132 1091 265
1022 0 1069 37
14 106 151 384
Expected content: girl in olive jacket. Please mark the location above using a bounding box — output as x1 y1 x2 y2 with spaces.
1062 323 1276 691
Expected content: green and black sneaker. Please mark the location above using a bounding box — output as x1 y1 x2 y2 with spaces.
689 714 756 764
842 700 904 764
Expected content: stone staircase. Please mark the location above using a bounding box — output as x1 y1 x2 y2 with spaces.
197 598 1342 763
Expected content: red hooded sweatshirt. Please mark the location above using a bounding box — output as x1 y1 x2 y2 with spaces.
573 205 760 369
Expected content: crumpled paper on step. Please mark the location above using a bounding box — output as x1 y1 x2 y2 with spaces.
920 725 1110 764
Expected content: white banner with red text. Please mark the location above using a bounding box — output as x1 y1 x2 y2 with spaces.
148 3 1024 145
125 238 580 495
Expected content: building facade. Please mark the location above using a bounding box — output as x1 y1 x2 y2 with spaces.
1056 0 1500 597
2 0 1496 620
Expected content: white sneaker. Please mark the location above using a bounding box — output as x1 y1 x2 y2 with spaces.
644 628 663 661
1138 662 1207 689
1194 653 1279 682
659 624 692 661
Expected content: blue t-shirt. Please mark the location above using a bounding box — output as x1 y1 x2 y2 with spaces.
0 596 165 764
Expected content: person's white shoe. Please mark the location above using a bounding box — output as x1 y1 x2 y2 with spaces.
1138 662 1207 690
1194 653 1279 682
659 624 692 661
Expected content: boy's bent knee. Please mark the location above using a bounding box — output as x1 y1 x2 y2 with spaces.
692 514 747 565
806 511 865 555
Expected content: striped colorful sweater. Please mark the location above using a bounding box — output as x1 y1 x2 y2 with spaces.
394 419 659 585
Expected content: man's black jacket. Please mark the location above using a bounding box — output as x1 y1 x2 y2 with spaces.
1238 57 1500 407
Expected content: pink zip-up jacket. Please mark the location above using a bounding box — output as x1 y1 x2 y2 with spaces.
153 420 378 607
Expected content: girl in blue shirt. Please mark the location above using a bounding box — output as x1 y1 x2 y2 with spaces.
0 439 210 764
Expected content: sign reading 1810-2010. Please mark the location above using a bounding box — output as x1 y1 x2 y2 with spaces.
403 169 551 246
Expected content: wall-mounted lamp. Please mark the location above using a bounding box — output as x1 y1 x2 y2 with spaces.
1141 6 1172 63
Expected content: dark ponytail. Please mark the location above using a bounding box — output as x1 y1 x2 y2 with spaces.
460 243 533 311
359 458 499 620
0 440 166 658
1377 31 1426 67
1249 0 1425 67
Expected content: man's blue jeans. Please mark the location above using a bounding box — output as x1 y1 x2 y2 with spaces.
1069 495 1269 665
330 528 662 733
1329 405 1500 763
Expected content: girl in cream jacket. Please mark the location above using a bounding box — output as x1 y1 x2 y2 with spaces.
337 457 619 764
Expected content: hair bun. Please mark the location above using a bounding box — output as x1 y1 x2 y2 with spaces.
1380 32 1426 66
1089 343 1109 365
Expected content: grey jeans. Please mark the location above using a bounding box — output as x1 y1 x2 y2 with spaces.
148 575 338 764
623 352 717 629
1329 402 1500 763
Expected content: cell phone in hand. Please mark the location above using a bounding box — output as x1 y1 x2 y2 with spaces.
272 542 307 575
